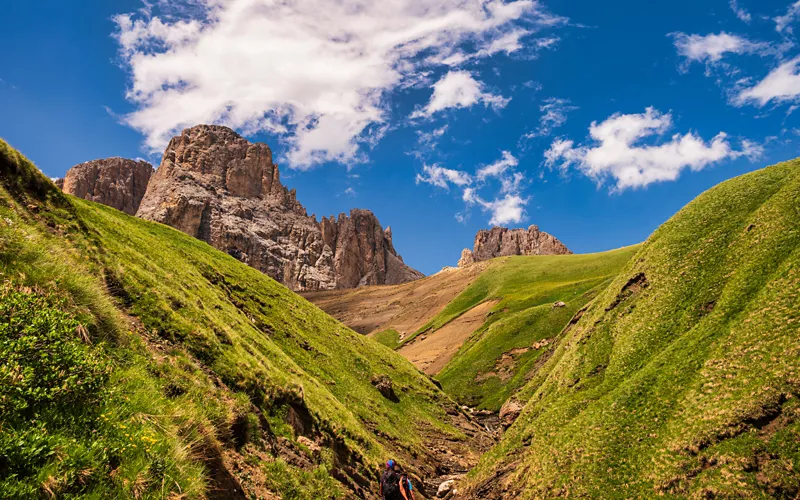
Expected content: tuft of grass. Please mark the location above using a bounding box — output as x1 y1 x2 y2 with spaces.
463 159 800 498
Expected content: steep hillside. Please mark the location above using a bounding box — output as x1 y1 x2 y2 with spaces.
463 160 800 498
307 248 637 411
0 139 488 499
431 248 638 411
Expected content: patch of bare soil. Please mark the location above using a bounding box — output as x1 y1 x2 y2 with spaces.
399 300 499 375
605 272 649 312
301 263 488 336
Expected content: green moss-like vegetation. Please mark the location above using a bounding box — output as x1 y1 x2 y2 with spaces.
0 139 466 498
427 248 638 410
464 160 800 498
374 329 401 350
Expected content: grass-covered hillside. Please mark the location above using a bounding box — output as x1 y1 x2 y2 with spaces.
463 160 800 498
0 139 485 499
431 248 638 411
307 249 638 413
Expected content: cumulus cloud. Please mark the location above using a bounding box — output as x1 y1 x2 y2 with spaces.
544 107 752 190
114 0 561 168
464 190 528 225
671 31 795 110
729 0 751 23
672 32 772 69
736 56 800 106
417 150 528 225
522 97 577 139
411 70 510 119
775 1 800 33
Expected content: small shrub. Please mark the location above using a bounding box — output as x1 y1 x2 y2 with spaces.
0 286 109 423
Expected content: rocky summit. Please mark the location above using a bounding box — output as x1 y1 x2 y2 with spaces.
458 225 571 266
59 157 153 215
136 124 422 290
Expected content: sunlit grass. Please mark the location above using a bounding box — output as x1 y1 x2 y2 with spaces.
0 138 466 498
465 159 800 498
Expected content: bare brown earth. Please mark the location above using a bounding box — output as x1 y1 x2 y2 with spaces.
398 300 499 375
301 262 488 336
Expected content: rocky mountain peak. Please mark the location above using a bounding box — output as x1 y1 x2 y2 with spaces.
59 157 154 215
458 224 571 266
135 124 422 290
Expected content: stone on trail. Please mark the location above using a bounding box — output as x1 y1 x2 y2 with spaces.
437 479 455 497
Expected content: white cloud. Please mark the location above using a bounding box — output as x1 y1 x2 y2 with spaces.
463 191 528 225
411 70 510 118
740 139 765 160
500 171 525 193
114 0 561 168
418 150 528 225
544 107 749 190
775 1 800 33
736 56 800 106
672 32 771 67
476 150 518 180
415 164 473 190
729 0 751 23
482 29 529 55
523 97 577 139
409 125 449 159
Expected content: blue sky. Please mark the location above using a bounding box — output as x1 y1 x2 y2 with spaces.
2 0 799 275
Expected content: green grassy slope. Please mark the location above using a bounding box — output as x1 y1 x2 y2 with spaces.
0 139 473 499
424 248 638 411
463 160 800 499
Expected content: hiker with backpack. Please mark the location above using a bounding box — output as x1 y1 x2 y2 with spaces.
395 463 415 500
380 460 415 500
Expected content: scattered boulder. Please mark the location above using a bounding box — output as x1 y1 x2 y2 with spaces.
438 479 455 497
552 301 566 308
499 399 523 429
458 225 571 267
370 374 398 402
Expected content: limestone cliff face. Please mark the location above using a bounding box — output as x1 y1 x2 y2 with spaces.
136 124 422 290
60 158 153 215
458 225 571 266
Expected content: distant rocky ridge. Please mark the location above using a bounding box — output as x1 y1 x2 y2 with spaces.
458 225 571 266
132 124 422 290
58 158 153 215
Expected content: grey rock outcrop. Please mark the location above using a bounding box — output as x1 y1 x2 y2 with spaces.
136 124 422 291
60 158 153 215
458 225 571 266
